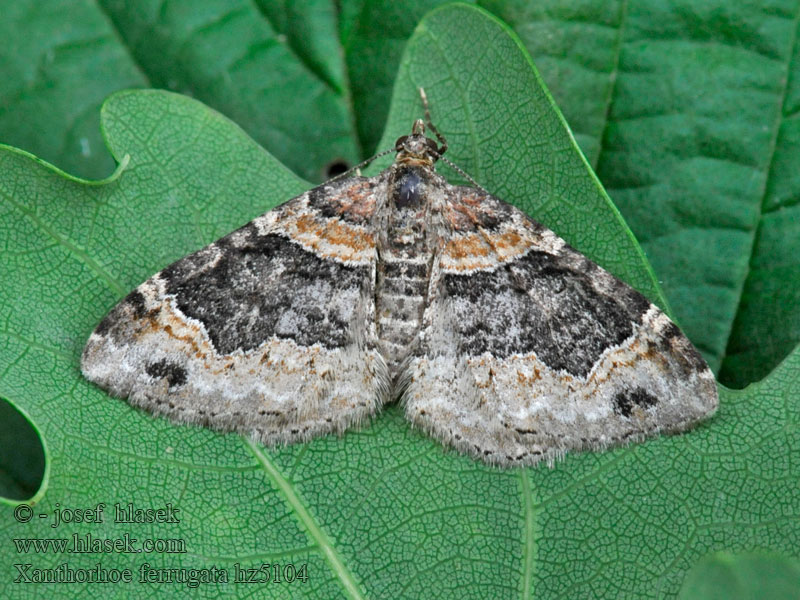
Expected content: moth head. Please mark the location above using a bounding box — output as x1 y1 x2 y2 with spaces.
394 119 442 168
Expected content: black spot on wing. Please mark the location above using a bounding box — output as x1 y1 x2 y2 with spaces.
613 387 658 418
442 250 650 377
94 290 153 337
145 359 187 388
163 232 368 354
123 290 147 319
662 322 682 341
683 345 709 373
308 185 343 220
657 321 710 375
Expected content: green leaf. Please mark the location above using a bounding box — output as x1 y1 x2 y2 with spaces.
478 0 800 387
0 0 358 184
256 0 346 93
374 4 663 305
3 1 797 388
478 0 623 168
98 0 360 184
678 551 800 600
1 5 798 599
340 0 474 155
0 0 148 179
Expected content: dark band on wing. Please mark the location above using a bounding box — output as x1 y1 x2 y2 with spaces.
94 290 148 337
442 250 651 377
163 232 369 354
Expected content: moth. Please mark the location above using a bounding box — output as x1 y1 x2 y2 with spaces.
82 91 718 467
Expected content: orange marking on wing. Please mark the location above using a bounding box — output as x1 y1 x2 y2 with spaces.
516 366 542 385
132 302 216 360
289 213 375 259
442 228 533 271
161 322 204 356
584 339 662 386
494 230 523 251
446 197 484 229
333 183 377 220
444 194 538 272
444 233 490 259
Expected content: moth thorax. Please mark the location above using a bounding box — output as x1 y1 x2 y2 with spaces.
391 166 428 209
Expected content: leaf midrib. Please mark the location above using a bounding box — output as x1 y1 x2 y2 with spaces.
244 438 366 600
95 0 363 159
593 0 629 170
519 470 537 600
591 3 800 376
2 190 125 296
719 5 800 372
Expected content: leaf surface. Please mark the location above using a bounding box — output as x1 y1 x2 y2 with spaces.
480 0 800 386
677 551 800 600
3 2 797 386
0 0 147 179
1 6 798 599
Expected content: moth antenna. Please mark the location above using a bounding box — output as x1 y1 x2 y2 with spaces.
419 87 448 156
419 88 485 193
327 148 395 183
436 153 489 195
